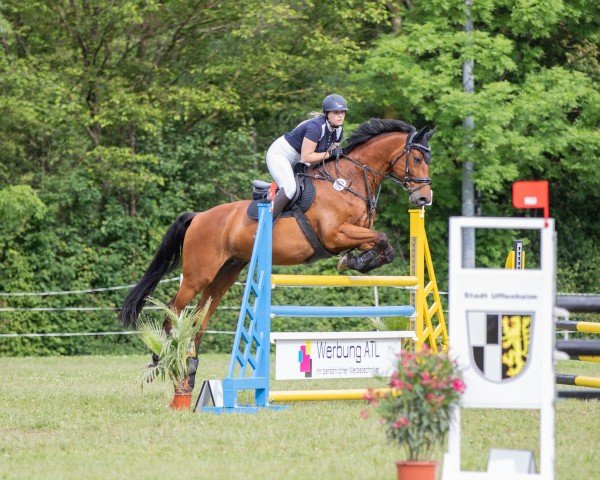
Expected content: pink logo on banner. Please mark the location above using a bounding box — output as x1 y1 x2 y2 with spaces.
298 342 312 378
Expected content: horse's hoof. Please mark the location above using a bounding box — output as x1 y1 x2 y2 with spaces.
337 254 349 272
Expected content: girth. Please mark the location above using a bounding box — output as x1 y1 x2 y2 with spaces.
247 166 335 263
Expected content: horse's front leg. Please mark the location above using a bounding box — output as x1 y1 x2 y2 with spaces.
333 224 396 273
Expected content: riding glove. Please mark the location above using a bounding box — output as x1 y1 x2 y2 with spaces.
328 146 342 160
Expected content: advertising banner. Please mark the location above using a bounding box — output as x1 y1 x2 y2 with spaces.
271 331 415 380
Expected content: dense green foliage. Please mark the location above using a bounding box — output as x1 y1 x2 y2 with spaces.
1 1 598 356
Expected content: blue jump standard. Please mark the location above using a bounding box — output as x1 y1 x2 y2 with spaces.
271 305 415 317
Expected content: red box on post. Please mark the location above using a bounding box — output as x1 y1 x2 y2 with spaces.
512 180 549 225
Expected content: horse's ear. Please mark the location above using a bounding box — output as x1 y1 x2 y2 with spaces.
425 126 437 141
414 125 428 142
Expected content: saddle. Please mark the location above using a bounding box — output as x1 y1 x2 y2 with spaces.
247 164 315 219
246 164 334 263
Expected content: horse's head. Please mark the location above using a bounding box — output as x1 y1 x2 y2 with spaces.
391 126 435 206
341 119 437 209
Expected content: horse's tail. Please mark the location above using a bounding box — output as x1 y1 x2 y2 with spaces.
119 212 197 328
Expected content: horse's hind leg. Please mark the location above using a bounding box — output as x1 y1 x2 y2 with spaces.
196 259 247 343
165 279 203 331
147 252 227 389
186 258 247 392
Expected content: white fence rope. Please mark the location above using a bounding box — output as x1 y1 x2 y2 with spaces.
0 277 246 297
0 305 240 312
0 303 241 337
0 277 176 297
0 330 235 338
1 278 593 341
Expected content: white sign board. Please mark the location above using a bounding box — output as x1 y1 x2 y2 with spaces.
271 331 415 380
443 217 555 480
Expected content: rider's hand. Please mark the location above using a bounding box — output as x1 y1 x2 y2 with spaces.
327 145 342 160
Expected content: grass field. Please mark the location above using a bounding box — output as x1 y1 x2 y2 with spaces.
0 354 598 480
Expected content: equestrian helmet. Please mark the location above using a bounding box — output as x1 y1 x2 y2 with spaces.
322 94 348 112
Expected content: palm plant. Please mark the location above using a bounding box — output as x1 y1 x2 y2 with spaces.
138 297 211 394
369 316 411 332
370 316 415 352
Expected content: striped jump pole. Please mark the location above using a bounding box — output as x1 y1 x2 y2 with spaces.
556 374 600 389
555 325 600 397
269 388 393 402
556 320 600 335
269 290 415 404
556 339 600 363
271 305 415 318
272 275 418 288
556 295 600 313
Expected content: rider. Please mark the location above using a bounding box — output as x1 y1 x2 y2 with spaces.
266 94 348 221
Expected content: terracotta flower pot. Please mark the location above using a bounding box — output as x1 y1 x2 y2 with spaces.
395 460 438 480
170 393 192 410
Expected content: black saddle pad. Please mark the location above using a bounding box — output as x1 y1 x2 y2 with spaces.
246 175 316 220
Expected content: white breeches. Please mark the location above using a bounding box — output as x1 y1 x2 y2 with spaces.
266 136 301 199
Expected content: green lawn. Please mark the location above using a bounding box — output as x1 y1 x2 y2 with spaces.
0 354 598 480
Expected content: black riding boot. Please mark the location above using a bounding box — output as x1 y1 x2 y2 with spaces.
271 187 290 223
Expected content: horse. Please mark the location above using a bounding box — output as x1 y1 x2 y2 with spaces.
120 118 435 392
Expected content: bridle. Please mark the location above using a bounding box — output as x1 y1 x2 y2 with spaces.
312 130 432 220
389 129 432 191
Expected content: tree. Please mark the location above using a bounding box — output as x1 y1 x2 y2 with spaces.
0 1 597 356
350 0 599 277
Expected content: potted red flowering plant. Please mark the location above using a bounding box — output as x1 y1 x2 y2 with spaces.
363 346 466 480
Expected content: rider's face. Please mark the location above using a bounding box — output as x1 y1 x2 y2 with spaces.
327 110 346 127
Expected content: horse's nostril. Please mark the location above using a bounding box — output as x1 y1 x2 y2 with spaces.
418 197 428 205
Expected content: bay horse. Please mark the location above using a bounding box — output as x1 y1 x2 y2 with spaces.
120 118 435 391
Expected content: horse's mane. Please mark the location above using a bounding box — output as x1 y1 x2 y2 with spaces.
344 118 415 155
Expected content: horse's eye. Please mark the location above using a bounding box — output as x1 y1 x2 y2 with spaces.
413 156 422 164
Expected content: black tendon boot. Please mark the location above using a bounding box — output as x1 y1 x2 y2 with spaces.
271 187 290 223
187 356 199 391
337 249 378 273
148 353 159 368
